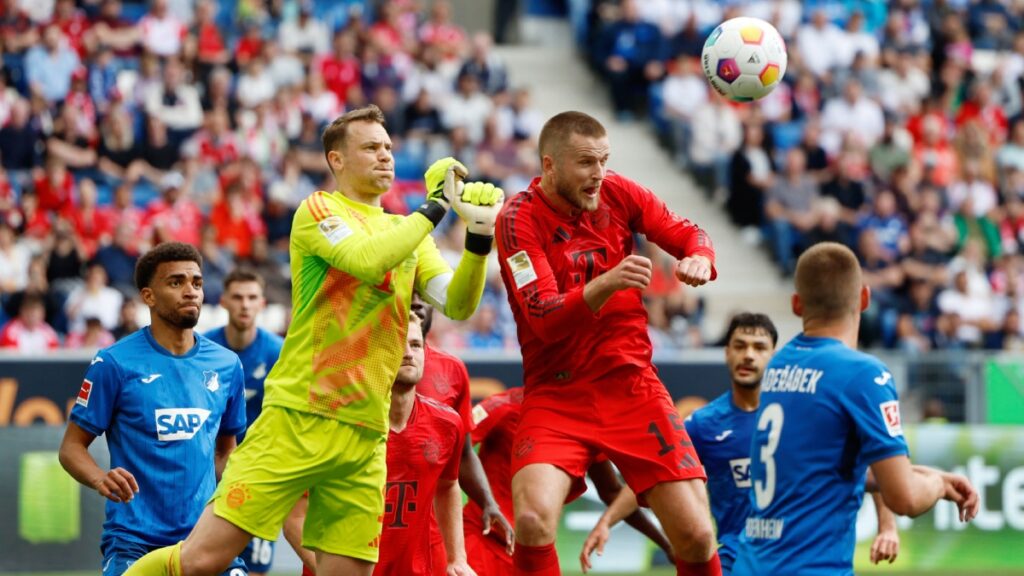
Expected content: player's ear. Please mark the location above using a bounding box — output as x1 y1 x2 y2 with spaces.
791 292 802 317
541 154 554 175
327 149 344 173
860 284 871 312
139 286 156 308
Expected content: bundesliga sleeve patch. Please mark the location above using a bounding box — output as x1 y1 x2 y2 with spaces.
472 403 489 426
506 250 538 289
880 400 903 437
76 379 93 407
318 215 353 245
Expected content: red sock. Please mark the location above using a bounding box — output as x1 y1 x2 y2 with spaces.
514 542 561 575
676 551 723 576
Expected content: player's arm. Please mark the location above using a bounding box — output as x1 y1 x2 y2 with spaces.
580 484 642 573
417 169 505 320
282 493 316 572
871 457 978 520
495 210 605 341
59 421 139 503
214 434 236 482
870 491 899 564
622 175 718 286
458 434 515 554
588 460 673 557
435 477 476 575
296 159 468 286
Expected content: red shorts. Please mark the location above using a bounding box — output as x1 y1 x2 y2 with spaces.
464 518 514 576
511 366 706 505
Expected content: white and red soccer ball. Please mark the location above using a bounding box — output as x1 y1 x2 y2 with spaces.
701 17 787 102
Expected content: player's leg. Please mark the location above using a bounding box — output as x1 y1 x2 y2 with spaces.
179 506 254 574
599 369 719 576
645 480 720 575
304 423 387 576
241 536 274 576
511 464 573 575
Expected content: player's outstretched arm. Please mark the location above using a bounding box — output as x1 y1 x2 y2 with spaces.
869 492 899 564
435 478 478 576
588 461 673 558
871 456 979 521
59 421 139 503
458 436 515 554
580 483 642 573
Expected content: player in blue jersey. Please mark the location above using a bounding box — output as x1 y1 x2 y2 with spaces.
58 242 249 576
580 312 900 573
731 242 979 576
204 269 284 576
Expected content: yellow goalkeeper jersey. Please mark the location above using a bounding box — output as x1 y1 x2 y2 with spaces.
262 191 451 434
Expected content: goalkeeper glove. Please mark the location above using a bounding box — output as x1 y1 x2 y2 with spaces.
423 157 468 210
454 181 504 236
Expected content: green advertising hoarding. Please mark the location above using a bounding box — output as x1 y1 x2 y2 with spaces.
554 425 1024 573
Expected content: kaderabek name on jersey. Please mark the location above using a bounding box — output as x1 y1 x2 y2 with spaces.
761 365 824 394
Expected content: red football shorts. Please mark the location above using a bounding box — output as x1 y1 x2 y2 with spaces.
511 366 706 505
464 518 514 576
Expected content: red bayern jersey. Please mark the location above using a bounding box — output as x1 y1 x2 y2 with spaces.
417 343 473 432
463 388 523 534
495 172 716 390
374 395 465 576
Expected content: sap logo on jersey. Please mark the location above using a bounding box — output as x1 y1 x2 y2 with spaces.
155 408 212 441
729 457 752 488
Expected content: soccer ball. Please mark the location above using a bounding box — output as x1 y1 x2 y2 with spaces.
701 17 787 102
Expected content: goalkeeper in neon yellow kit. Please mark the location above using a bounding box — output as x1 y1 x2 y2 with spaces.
126 105 504 576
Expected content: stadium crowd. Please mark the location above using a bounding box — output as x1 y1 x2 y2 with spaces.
0 0 564 354
582 0 1024 353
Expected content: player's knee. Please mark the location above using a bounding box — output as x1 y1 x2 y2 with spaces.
671 521 716 562
514 509 558 545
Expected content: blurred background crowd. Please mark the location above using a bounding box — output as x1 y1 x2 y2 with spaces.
3 0 1024 357
0 0 547 353
581 0 1024 353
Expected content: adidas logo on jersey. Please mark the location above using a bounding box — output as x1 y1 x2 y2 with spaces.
156 408 212 441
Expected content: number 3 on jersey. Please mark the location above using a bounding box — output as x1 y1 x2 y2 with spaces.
754 403 784 509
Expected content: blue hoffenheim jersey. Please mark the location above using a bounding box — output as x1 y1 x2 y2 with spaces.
70 328 247 550
685 391 758 572
732 335 909 576
204 327 283 441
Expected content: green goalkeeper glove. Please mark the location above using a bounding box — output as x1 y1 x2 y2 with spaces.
454 182 504 236
423 157 468 210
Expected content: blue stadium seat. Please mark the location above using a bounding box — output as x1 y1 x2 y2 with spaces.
120 2 148 24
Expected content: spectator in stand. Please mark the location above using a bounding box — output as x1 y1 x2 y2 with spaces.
210 180 266 260
599 0 664 119
24 24 80 103
998 119 1024 174
46 221 85 296
419 0 466 62
953 195 1001 263
796 9 845 77
820 78 885 156
937 268 999 348
138 0 187 57
859 229 906 346
442 72 493 144
764 148 820 276
0 98 43 173
0 293 59 352
65 316 116 349
111 298 140 340
662 56 708 170
278 0 330 59
688 92 742 198
66 179 113 258
318 31 362 104
144 171 202 247
187 0 230 85
96 103 143 184
859 190 910 261
0 220 30 301
822 152 871 249
728 123 774 242
145 58 203 141
896 278 939 354
459 32 508 96
64 261 123 333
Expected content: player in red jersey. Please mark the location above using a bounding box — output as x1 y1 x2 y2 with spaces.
412 294 515 574
466 388 674 576
495 111 720 576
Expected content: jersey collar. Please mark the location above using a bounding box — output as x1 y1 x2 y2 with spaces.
331 190 385 217
143 326 201 358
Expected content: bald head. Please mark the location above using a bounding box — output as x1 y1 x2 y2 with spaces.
794 242 863 321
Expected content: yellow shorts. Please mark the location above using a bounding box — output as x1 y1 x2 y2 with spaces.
212 406 387 562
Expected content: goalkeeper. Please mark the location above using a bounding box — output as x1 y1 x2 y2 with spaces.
126 105 504 576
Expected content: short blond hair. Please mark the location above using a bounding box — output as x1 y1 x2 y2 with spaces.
794 242 862 321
